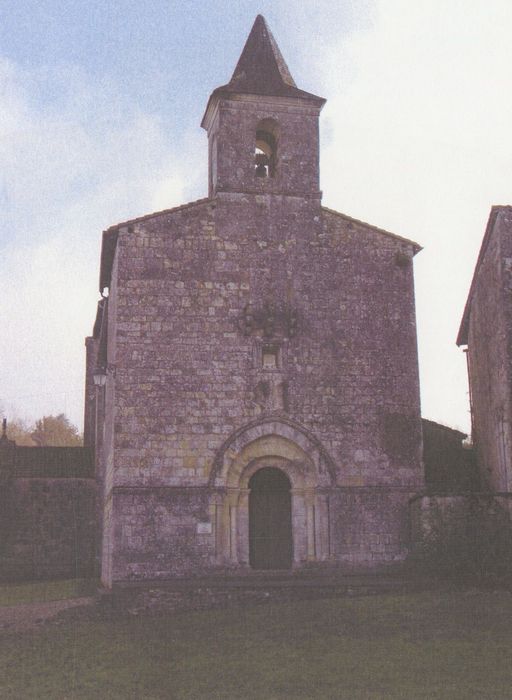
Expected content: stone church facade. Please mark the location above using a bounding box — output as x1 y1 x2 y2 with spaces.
457 206 512 493
86 16 424 588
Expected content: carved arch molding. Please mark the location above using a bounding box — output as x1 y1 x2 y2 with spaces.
209 417 336 567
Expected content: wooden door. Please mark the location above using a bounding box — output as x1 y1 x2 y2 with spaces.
249 467 292 569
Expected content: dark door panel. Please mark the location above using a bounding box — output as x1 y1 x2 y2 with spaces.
249 467 292 569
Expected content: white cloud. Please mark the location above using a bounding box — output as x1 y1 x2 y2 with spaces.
0 58 203 429
290 0 512 431
3 2 512 434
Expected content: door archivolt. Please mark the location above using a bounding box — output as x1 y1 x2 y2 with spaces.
211 422 334 566
217 452 328 566
209 417 336 489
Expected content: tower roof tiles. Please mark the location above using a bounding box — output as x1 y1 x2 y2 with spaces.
202 15 325 128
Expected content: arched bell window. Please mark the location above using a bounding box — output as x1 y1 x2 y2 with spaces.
254 119 279 178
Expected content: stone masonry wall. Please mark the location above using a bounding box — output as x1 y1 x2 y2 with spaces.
211 97 321 197
0 478 96 582
329 489 412 566
95 62 423 583
99 191 423 582
101 250 119 583
467 209 512 491
0 446 96 582
109 199 422 491
410 493 512 574
112 489 215 580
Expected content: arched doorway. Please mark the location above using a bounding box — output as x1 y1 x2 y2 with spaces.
249 467 292 569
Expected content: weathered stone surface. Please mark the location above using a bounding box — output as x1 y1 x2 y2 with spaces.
90 16 424 586
410 493 512 574
0 478 96 582
0 445 96 582
458 206 512 492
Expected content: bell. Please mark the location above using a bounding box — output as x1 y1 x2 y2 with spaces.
255 152 269 178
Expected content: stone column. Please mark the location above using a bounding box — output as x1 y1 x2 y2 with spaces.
229 497 238 562
306 498 316 561
314 493 331 561
237 488 250 565
291 489 307 563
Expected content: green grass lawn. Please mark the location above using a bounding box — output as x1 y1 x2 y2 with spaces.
1 590 512 699
0 578 96 606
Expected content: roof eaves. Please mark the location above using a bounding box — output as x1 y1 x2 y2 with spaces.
99 229 118 293
201 87 325 130
422 418 467 440
212 83 325 104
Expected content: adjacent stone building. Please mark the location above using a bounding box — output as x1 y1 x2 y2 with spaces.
86 16 424 587
457 206 512 492
422 420 477 493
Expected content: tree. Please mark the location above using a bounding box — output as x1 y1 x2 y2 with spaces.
3 417 36 445
30 414 82 447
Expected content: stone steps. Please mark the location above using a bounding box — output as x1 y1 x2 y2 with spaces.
104 571 419 614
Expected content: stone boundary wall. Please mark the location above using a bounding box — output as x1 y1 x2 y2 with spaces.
409 493 512 573
0 446 96 582
410 493 512 542
7 446 95 478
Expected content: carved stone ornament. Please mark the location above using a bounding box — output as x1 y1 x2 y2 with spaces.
238 301 299 338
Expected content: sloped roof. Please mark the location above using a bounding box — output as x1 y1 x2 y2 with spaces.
226 15 323 101
201 15 325 127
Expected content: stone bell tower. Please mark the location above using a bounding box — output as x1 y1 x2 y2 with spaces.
201 15 325 198
90 15 423 588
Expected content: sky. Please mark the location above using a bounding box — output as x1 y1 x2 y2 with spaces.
1 0 511 433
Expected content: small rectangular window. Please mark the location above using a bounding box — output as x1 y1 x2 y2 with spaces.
262 346 279 369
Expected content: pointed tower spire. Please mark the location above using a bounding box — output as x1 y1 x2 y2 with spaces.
202 15 325 118
201 16 325 198
228 15 297 95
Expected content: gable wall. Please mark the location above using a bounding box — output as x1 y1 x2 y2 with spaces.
92 192 425 582
467 210 512 491
107 199 422 491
